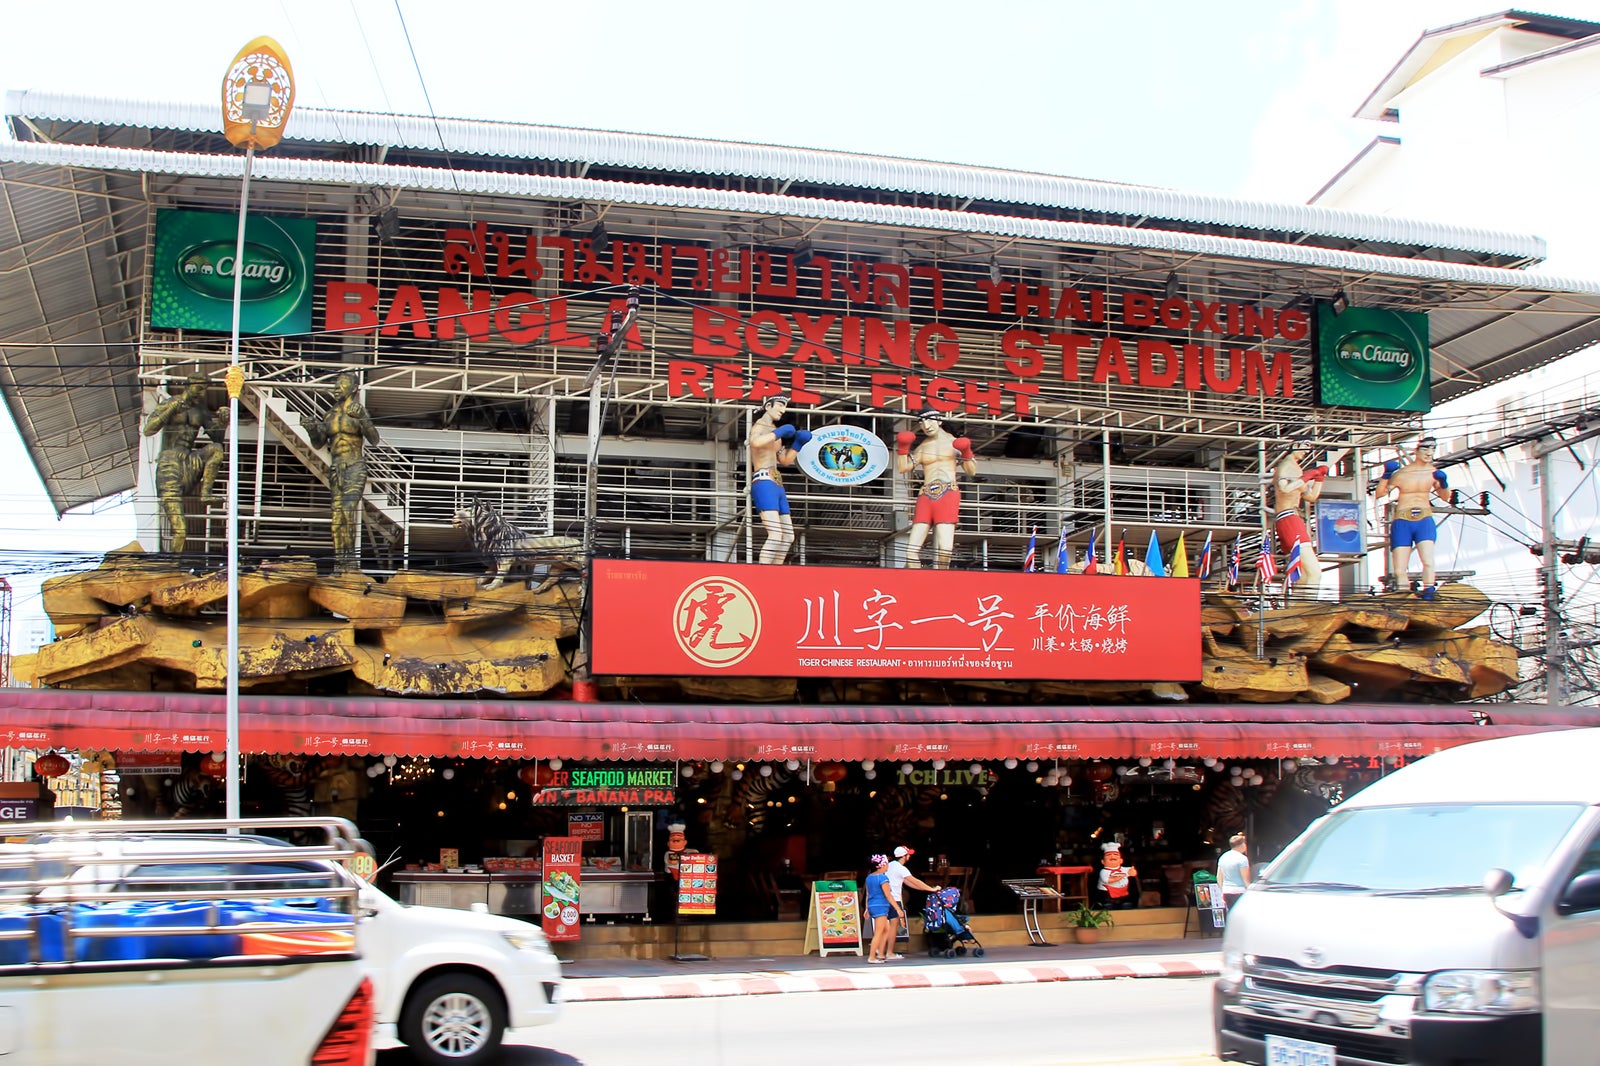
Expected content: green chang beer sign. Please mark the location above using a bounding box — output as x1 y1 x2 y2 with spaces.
1314 303 1431 412
149 208 316 335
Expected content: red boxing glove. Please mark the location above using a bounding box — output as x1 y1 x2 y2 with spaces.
1302 465 1328 483
953 437 975 461
895 431 917 456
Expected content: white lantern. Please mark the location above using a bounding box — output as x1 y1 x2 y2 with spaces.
759 765 773 777
1325 755 1340 765
382 755 397 768
1115 766 1129 777
861 760 875 772
1138 757 1152 767
863 769 876 781
1162 758 1176 769
1250 774 1265 786
1230 766 1244 777
1025 761 1039 773
680 765 694 778
441 768 455 781
969 763 983 775
785 759 800 771
1282 758 1298 771
1004 757 1018 770
548 757 563 771
1061 776 1072 787
710 760 724 774
901 762 914 775
731 769 743 781
931 758 946 770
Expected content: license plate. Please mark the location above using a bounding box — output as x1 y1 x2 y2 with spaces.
1265 1034 1336 1066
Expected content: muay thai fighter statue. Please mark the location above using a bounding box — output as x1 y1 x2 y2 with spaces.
1270 437 1344 596
748 394 811 564
142 371 227 554
1373 434 1453 600
308 371 381 574
896 409 977 569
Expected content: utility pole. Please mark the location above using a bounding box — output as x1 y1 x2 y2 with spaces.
1538 446 1567 706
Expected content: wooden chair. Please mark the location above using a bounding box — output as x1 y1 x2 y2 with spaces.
942 866 978 910
758 870 803 920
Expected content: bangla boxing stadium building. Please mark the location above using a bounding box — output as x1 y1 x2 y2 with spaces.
3 87 1600 797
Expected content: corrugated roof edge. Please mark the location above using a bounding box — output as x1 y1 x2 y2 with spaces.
1 135 1589 297
3 88 1547 263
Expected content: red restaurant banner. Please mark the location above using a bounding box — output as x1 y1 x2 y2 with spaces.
591 560 1200 682
541 837 582 942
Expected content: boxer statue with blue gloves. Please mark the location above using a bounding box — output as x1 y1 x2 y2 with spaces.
749 394 810 564
896 409 978 569
1374 435 1454 600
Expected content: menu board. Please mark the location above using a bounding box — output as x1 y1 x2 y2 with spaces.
676 852 718 917
807 879 863 958
541 837 582 941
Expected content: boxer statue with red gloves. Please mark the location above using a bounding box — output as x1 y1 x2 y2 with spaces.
1373 435 1453 600
1270 437 1344 597
749 394 810 564
895 409 977 569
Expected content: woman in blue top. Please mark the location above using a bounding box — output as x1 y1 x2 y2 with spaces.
864 854 901 963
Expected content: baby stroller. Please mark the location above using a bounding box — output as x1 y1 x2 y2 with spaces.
921 886 984 958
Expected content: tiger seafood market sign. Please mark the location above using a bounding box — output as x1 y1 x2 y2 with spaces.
320 220 1317 417
528 765 677 807
589 559 1201 682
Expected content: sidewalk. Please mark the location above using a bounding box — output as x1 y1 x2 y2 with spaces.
561 937 1222 1002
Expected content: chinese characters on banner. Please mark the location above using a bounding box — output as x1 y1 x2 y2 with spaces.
590 560 1200 681
541 837 582 942
676 853 718 917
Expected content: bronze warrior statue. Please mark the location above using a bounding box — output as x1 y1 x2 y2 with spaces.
308 371 380 573
141 372 227 554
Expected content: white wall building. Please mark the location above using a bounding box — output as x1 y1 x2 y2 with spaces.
1313 10 1600 693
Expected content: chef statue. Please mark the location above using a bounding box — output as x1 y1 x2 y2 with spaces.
664 821 689 881
1096 840 1139 910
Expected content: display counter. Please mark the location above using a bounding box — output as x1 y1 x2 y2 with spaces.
391 869 658 919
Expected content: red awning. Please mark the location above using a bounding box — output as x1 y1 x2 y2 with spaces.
3 689 1597 761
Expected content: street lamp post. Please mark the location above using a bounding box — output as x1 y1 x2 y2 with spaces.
219 38 295 818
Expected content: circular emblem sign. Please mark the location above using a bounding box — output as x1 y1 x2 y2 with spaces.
1333 331 1415 382
673 576 761 669
347 852 378 882
796 424 892 487
221 36 296 151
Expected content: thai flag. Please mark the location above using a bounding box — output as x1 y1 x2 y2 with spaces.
1023 527 1037 572
1285 540 1305 585
1056 527 1070 574
1257 533 1278 584
1198 531 1213 579
1228 536 1242 588
1084 527 1099 575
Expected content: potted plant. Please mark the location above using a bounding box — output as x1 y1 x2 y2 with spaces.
1067 901 1115 944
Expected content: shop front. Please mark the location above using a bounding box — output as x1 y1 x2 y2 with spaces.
6 687 1595 943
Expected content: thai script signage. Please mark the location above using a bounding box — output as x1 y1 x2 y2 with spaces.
149 209 316 335
590 559 1201 681
323 222 1309 415
795 424 892 487
1314 303 1430 412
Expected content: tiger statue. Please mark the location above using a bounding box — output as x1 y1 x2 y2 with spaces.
451 497 584 591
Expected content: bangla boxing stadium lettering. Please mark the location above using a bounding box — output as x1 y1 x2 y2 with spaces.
323 222 1306 415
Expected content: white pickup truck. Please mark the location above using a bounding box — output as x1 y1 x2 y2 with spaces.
0 816 377 1066
2 817 564 1065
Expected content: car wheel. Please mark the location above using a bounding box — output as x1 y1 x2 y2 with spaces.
399 973 506 1066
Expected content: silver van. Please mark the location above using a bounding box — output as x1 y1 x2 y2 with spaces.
1215 727 1600 1066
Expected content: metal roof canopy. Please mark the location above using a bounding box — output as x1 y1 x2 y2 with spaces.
4 96 1600 516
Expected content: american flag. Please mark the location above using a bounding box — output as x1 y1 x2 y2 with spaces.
1198 531 1213 579
1023 527 1037 572
1227 536 1241 588
1257 533 1278 584
1285 540 1305 585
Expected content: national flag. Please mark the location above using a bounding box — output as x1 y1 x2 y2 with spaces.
1171 532 1190 578
1256 532 1278 584
1023 527 1037 572
1055 527 1070 574
1228 535 1242 588
1198 531 1213 579
1115 531 1128 576
1144 530 1167 577
1285 539 1305 585
1083 527 1099 575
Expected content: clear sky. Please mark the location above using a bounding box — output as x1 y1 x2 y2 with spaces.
1 0 1593 647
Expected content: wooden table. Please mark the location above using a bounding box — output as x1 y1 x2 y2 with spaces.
1036 865 1092 911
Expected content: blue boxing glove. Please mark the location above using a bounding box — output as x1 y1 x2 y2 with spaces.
773 424 796 443
793 429 813 449
1433 469 1448 487
1382 459 1400 478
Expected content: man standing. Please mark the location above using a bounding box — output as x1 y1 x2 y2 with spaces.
748 394 810 564
896 410 977 569
1270 438 1342 596
886 845 939 955
1374 435 1453 600
308 371 381 574
1217 833 1250 910
142 371 227 554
